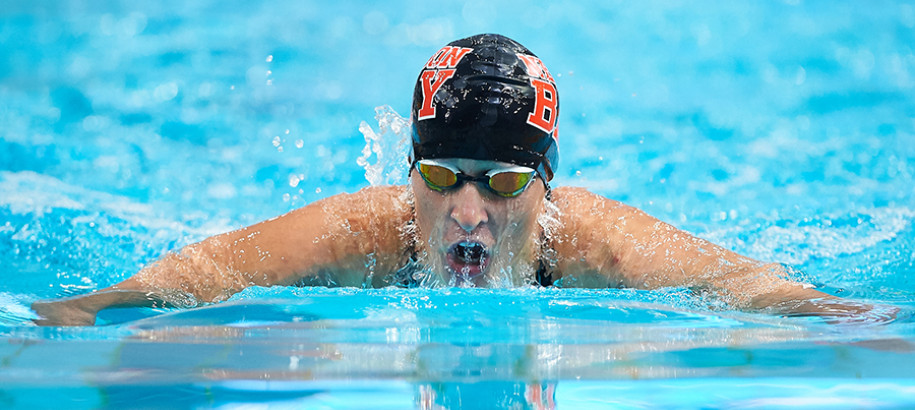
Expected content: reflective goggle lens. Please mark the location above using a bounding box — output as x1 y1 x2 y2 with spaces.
416 162 458 190
488 170 534 197
415 160 536 198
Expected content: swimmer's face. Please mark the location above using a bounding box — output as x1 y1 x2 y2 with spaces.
410 158 546 287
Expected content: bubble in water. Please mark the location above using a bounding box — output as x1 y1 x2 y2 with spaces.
795 66 806 85
272 136 281 147
266 55 274 62
154 82 178 102
295 139 304 148
289 175 300 188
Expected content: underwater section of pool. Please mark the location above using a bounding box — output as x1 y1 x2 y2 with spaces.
2 0 915 408
3 288 915 408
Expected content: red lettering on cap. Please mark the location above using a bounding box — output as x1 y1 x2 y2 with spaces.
425 49 446 69
417 69 456 120
517 54 555 83
417 46 472 121
425 46 472 69
526 78 558 135
438 47 472 68
518 53 558 137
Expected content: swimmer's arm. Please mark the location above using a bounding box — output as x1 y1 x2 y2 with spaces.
30 282 180 327
549 188 875 318
32 186 413 326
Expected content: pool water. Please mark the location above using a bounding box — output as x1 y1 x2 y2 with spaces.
2 0 915 408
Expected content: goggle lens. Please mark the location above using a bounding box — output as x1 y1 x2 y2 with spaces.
415 160 537 198
488 170 534 197
416 162 458 189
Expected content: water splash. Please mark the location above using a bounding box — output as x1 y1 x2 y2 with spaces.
357 105 412 186
750 207 915 266
0 292 39 326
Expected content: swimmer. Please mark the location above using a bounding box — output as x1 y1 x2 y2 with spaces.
32 34 878 326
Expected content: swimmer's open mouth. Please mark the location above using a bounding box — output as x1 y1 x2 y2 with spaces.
446 241 490 277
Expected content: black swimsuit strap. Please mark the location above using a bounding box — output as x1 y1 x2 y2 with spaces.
535 225 554 287
535 260 553 287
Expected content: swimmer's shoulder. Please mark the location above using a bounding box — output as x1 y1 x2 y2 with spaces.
300 185 414 278
547 186 650 242
313 184 410 202
309 185 410 211
353 184 413 207
550 186 633 217
543 187 632 286
282 185 412 250
545 187 652 287
315 185 413 227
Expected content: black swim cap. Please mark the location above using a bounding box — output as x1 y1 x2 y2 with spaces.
411 34 559 181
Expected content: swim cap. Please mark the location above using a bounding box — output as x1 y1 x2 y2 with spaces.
411 34 559 181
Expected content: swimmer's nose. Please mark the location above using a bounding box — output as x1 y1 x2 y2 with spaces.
450 183 488 232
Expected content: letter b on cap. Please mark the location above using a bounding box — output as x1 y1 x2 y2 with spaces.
526 78 558 135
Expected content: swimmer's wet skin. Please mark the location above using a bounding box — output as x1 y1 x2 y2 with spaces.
31 33 893 326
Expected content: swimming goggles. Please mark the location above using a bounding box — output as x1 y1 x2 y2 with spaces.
414 159 538 198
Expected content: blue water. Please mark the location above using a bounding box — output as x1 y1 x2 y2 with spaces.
2 0 915 408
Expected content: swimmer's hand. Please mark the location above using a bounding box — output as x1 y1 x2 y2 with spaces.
31 289 175 327
31 295 101 326
761 295 900 325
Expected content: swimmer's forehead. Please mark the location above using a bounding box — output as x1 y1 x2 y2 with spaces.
425 158 529 173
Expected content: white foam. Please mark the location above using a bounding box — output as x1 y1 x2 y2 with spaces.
357 105 411 187
0 170 232 237
704 206 915 266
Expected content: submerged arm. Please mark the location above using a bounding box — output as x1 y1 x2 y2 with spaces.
548 187 878 319
33 186 413 326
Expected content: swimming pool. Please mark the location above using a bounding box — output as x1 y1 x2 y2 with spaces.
2 0 914 408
